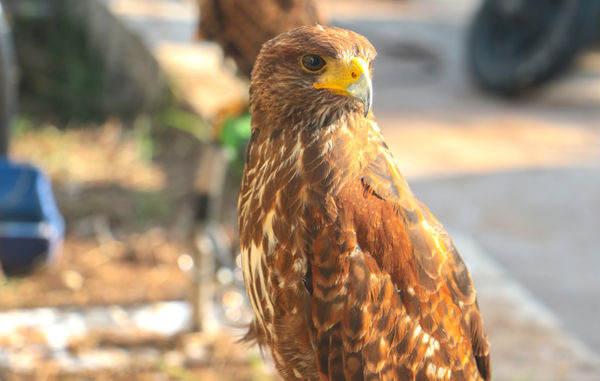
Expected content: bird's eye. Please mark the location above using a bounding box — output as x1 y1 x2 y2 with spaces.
301 54 327 73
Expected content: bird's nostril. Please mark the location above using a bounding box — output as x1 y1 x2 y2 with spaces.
351 71 358 79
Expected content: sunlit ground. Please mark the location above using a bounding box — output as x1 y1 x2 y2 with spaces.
3 119 276 380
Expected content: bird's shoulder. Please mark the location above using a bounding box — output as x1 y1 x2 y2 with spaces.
328 137 491 380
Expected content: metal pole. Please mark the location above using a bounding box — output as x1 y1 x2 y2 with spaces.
190 143 230 331
0 1 17 157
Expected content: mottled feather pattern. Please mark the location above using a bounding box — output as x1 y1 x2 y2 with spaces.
238 25 490 380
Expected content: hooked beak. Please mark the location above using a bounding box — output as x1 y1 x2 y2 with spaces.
313 57 373 117
347 71 372 117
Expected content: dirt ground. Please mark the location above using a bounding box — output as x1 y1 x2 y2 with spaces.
1 120 269 380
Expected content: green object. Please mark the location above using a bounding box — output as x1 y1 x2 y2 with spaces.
219 112 251 168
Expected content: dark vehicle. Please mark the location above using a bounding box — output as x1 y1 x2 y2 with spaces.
467 0 600 95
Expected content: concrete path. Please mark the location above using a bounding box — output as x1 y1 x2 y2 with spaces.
96 0 600 379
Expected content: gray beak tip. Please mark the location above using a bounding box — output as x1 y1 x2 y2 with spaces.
347 73 372 118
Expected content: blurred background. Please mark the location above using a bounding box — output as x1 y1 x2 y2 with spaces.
0 0 599 380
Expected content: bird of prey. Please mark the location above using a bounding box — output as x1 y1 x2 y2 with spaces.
197 0 324 77
238 25 491 380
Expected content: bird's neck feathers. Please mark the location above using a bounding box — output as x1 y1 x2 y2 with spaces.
248 108 380 195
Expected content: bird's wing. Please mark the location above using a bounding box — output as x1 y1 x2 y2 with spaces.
310 143 490 380
363 148 490 379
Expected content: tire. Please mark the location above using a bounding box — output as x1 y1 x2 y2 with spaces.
467 0 600 96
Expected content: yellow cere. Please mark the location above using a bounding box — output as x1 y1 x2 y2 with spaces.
313 57 369 95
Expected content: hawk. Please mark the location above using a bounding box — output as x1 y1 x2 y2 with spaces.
238 25 491 380
197 0 324 77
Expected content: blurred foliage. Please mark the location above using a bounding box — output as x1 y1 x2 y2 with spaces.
133 115 155 161
159 107 211 143
156 360 199 381
10 115 35 136
10 0 122 123
132 191 173 224
5 0 212 157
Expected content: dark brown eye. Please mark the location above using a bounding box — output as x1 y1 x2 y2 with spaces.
301 54 327 72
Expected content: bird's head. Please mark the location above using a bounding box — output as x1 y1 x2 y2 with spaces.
250 25 376 129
